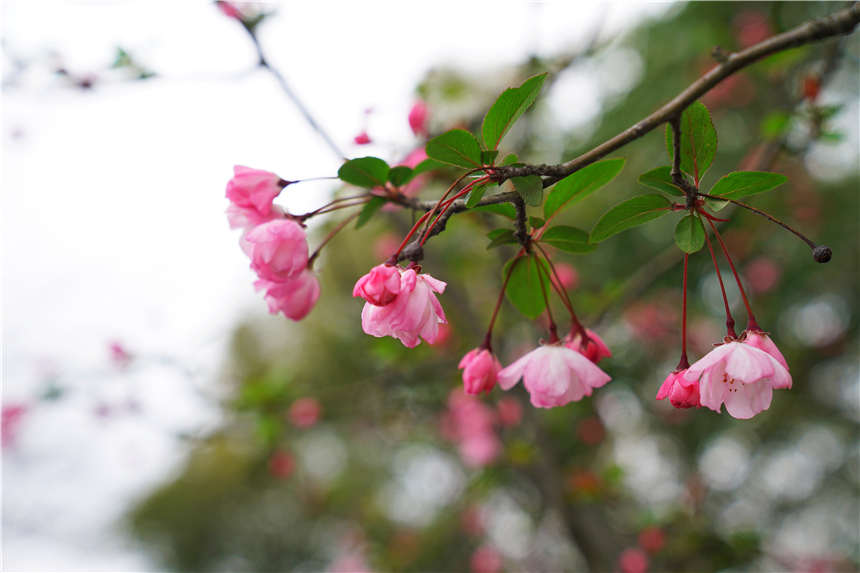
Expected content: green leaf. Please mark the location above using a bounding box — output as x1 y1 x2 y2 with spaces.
638 165 685 197
499 153 519 166
472 203 517 219
465 183 489 208
503 255 552 320
590 194 673 243
760 111 791 140
705 197 730 213
486 228 518 250
511 175 544 207
388 166 413 187
708 171 789 202
543 158 625 219
665 101 718 185
425 129 483 169
481 150 500 165
540 225 598 254
528 217 545 230
674 214 705 253
482 73 548 151
411 158 446 177
338 157 390 188
355 196 387 229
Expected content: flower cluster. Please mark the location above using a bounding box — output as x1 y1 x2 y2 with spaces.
441 390 501 468
226 166 320 321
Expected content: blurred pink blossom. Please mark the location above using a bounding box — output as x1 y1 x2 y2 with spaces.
744 257 781 294
408 101 429 136
2 405 27 449
458 348 502 395
288 397 321 428
361 268 446 348
255 269 320 321
108 341 132 369
496 397 522 427
444 391 501 468
637 526 666 554
354 131 371 145
470 546 503 573
618 547 650 573
269 450 295 479
564 328 612 364
550 262 578 291
245 218 309 282
216 1 244 20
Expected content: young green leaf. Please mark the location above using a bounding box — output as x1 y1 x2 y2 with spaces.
590 194 673 243
638 165 685 197
338 157 390 188
674 213 705 253
482 73 547 151
503 255 552 320
543 158 625 219
426 129 483 169
355 196 387 229
388 166 413 187
411 158 446 177
708 171 789 201
465 183 489 208
472 203 517 219
665 101 718 186
539 225 598 254
529 217 545 230
485 228 518 250
511 175 544 207
499 153 519 167
481 150 500 165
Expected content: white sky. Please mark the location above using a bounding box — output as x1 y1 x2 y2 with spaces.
1 2 676 570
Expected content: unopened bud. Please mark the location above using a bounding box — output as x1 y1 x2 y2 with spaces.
813 245 832 263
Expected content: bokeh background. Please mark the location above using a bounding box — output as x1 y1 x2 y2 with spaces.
2 2 858 572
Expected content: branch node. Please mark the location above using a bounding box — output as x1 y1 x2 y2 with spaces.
710 45 731 63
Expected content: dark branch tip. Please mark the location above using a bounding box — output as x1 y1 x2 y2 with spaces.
813 245 832 263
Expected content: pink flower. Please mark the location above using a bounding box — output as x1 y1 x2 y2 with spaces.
353 264 401 306
682 338 791 419
445 391 501 468
226 165 288 217
255 269 320 321
459 348 502 395
288 397 321 428
408 101 429 136
268 450 295 479
216 1 243 20
354 131 371 145
496 397 522 426
741 329 789 370
470 546 503 573
564 328 612 364
227 203 286 231
498 344 611 408
656 369 701 409
360 268 446 348
618 547 650 573
245 218 309 282
2 405 27 449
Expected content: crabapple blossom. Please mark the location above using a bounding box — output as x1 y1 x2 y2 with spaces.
255 269 320 321
288 397 321 428
497 344 611 408
444 391 501 468
225 165 289 217
408 101 429 136
354 131 371 145
656 369 701 409
565 328 612 364
353 264 401 306
360 268 446 348
458 348 502 395
741 329 789 370
682 338 791 419
245 218 309 282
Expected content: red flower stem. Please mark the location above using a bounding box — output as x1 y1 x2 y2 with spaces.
415 169 483 241
393 210 435 257
308 210 361 267
534 244 579 328
680 253 689 366
703 225 737 338
699 192 817 249
483 249 526 351
419 178 486 246
705 217 756 327
301 199 371 219
532 253 559 343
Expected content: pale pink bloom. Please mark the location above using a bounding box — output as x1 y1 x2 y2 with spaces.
459 432 501 468
565 328 612 364
226 165 288 216
255 269 320 321
741 329 789 370
458 348 502 395
354 131 371 145
227 203 285 231
682 340 792 419
408 101 429 136
288 397 321 428
656 369 701 409
445 391 501 468
353 264 401 306
618 547 650 573
498 344 611 408
245 218 308 281
470 546 503 573
360 268 446 348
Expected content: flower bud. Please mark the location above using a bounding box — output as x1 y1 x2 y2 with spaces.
458 348 502 395
353 264 401 306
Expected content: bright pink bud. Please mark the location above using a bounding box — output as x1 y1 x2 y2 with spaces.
564 328 612 364
360 268 446 348
470 546 503 573
255 269 320 321
408 101 429 136
498 344 611 409
458 348 502 395
245 218 309 281
226 165 288 217
353 131 371 145
682 339 792 419
656 369 701 409
288 397 321 428
216 1 243 20
353 264 401 306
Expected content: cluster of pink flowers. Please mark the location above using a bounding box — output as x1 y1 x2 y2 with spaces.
226 166 320 321
354 263 447 348
442 390 501 468
657 329 791 419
